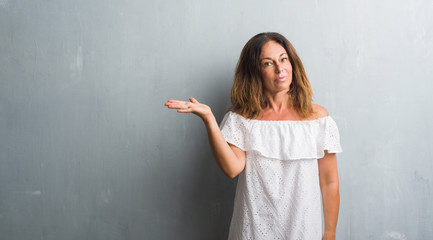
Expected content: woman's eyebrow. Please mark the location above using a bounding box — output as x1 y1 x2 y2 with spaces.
261 53 288 61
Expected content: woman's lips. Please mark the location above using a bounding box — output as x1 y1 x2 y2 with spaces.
277 76 287 82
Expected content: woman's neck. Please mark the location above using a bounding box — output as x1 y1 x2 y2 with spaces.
263 91 291 113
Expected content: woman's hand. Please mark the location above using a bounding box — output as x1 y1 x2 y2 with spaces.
164 97 214 123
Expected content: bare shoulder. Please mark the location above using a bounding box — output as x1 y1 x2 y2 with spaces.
312 104 329 119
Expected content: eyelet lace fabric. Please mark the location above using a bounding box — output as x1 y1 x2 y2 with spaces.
220 111 342 240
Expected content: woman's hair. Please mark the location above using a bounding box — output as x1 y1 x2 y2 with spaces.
230 32 314 119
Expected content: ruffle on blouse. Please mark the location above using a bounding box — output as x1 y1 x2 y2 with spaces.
220 111 342 160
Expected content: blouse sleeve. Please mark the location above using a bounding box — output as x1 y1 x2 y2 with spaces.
322 116 343 154
220 111 247 151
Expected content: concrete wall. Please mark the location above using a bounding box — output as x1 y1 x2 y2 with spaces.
1 0 432 239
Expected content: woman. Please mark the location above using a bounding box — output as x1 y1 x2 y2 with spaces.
165 32 342 240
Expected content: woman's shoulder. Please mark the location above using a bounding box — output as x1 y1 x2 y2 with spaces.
311 104 329 120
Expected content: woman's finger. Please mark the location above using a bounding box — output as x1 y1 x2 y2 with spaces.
165 101 188 109
189 97 199 104
165 100 185 105
165 103 183 109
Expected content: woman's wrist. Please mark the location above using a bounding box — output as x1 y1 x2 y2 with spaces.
322 231 336 240
202 111 216 126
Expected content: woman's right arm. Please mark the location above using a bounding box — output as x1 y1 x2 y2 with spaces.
165 97 246 178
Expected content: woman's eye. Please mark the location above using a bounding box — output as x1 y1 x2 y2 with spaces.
281 58 288 62
264 62 272 66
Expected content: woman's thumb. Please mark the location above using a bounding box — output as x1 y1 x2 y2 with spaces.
189 97 199 103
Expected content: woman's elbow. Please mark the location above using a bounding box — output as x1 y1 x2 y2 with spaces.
226 173 237 179
225 171 240 179
224 167 243 179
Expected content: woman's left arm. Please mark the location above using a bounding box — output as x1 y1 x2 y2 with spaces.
318 151 340 240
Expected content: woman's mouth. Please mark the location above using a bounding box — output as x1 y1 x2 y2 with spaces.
277 76 287 82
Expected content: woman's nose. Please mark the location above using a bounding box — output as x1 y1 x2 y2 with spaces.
275 63 283 73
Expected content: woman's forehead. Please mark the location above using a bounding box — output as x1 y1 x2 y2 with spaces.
260 41 287 58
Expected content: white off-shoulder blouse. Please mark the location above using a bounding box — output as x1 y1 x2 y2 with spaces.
220 111 343 240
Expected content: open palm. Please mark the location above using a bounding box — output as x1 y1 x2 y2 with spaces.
164 97 212 121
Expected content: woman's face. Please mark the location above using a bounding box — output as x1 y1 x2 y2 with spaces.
259 40 293 94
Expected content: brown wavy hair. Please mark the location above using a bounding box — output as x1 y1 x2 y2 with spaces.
230 32 314 119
